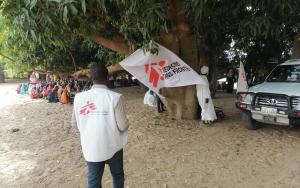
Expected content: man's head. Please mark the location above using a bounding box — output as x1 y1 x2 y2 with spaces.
90 63 108 85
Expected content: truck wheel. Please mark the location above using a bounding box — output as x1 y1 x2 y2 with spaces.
242 113 262 130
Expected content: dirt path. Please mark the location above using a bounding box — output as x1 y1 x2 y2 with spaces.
1 83 300 188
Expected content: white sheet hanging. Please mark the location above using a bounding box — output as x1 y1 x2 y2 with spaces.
196 76 217 122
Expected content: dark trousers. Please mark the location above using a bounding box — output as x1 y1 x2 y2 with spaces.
87 150 124 188
156 96 165 113
227 77 234 93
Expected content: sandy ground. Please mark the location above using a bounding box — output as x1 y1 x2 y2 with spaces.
1 82 300 188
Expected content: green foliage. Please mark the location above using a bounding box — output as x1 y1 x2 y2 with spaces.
0 0 299 76
0 0 166 74
185 0 300 74
0 0 167 50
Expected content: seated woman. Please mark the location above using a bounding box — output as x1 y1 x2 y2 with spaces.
30 86 41 99
35 82 42 93
60 85 70 104
57 84 64 102
41 84 48 98
20 83 28 95
47 86 59 103
45 84 52 97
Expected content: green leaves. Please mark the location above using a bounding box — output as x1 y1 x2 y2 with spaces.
80 0 86 14
1 0 299 75
69 4 78 15
30 30 37 41
63 5 68 23
30 0 37 9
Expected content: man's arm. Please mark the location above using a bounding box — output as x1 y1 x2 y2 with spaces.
115 96 129 132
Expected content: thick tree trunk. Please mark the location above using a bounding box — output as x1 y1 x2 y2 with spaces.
292 31 300 59
159 32 199 119
198 41 218 98
209 59 217 98
159 0 200 120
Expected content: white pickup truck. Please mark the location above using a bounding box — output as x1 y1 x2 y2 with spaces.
236 59 300 130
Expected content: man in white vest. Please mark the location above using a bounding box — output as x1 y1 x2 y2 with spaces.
72 63 129 188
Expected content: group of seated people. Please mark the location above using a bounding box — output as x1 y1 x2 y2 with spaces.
17 79 93 104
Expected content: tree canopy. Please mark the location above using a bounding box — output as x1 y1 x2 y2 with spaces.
0 0 299 74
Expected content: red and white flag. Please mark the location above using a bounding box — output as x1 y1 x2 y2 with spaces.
237 62 249 93
120 43 207 94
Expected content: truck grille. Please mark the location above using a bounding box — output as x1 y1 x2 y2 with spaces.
255 96 288 109
292 98 300 110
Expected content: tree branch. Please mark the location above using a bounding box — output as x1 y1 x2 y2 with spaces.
72 63 124 78
77 32 131 55
69 51 77 72
0 52 16 63
92 35 131 55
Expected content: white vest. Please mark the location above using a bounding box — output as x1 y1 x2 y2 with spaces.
74 87 128 162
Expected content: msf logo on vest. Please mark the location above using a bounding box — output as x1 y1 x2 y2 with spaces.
145 60 166 88
80 101 97 116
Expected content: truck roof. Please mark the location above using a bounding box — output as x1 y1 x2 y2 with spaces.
281 59 300 65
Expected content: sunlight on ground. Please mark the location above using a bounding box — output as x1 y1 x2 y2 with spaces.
0 143 37 177
0 83 39 185
0 83 40 109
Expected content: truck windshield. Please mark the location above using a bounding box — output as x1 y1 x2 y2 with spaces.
267 64 300 83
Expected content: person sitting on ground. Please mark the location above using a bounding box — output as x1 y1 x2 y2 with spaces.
45 83 52 97
20 83 28 95
61 84 70 104
48 85 59 103
143 89 157 107
41 84 49 98
27 84 33 96
57 84 64 102
30 86 41 99
35 82 42 94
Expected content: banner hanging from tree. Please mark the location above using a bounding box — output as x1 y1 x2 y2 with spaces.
120 43 208 94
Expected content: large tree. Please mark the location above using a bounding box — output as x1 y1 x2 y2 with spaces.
1 0 299 119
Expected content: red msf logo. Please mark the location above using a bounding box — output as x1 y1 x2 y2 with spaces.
145 60 166 88
80 101 97 115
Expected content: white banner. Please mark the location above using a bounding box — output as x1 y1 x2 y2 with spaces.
237 62 249 93
120 43 208 94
